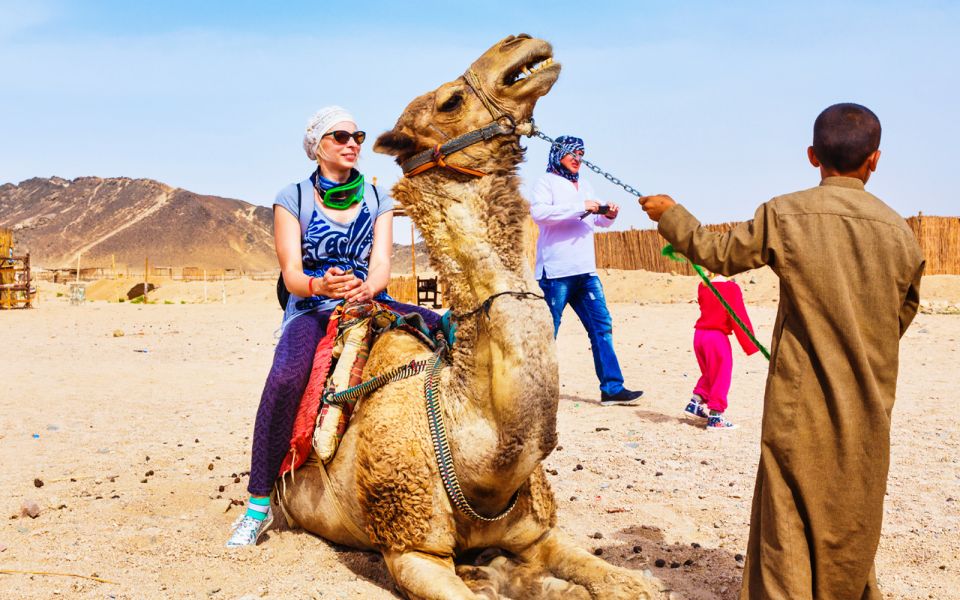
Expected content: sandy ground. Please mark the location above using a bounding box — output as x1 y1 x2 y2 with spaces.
1 271 958 599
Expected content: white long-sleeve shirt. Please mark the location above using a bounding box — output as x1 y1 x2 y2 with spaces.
530 172 614 279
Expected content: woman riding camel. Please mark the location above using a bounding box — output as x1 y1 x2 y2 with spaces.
226 106 440 547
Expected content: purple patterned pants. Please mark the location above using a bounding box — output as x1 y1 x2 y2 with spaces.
247 301 441 495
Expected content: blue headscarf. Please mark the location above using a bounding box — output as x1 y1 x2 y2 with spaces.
546 135 585 183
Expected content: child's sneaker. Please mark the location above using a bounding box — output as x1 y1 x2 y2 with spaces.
683 397 710 419
706 412 738 431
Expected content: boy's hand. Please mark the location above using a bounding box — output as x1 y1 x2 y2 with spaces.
638 195 677 222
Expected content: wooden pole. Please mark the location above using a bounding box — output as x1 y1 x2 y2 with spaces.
76 252 81 284
25 253 32 309
203 269 208 303
144 256 149 303
410 222 417 281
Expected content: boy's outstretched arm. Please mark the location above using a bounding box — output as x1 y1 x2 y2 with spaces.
639 195 775 276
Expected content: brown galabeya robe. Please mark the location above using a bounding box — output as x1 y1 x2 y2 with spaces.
659 176 924 599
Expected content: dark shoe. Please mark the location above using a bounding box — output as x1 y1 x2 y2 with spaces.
706 412 738 431
599 388 644 406
683 397 710 419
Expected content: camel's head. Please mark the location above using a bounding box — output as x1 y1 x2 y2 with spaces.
374 33 559 169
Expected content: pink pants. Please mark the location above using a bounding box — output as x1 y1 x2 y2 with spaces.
692 328 733 413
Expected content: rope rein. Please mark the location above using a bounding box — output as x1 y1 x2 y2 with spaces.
323 358 432 407
424 339 520 522
453 290 545 320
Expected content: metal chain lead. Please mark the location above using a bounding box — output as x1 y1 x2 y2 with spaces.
531 129 643 198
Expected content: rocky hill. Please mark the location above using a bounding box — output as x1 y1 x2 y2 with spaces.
0 177 276 270
0 176 434 273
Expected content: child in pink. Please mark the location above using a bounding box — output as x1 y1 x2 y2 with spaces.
684 275 758 430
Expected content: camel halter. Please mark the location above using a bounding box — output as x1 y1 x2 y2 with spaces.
401 68 536 179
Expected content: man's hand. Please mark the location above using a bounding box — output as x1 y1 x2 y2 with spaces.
583 200 601 213
638 195 677 222
603 202 620 220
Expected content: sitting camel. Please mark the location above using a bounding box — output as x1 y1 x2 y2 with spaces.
280 34 673 600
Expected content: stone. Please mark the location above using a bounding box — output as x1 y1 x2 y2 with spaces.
20 500 40 518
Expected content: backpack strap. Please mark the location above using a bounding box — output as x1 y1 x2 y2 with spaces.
295 182 311 234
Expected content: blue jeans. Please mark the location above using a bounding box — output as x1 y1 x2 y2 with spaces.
538 274 625 396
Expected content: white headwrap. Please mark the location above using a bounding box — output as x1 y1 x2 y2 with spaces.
303 106 356 160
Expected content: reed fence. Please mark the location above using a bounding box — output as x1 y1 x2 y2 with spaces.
592 215 960 275
906 215 960 275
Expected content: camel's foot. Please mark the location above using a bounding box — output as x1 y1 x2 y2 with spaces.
384 550 485 600
518 531 680 600
457 555 590 600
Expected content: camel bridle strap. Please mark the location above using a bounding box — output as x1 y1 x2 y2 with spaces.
402 67 537 179
424 339 520 522
452 290 545 321
464 68 510 122
401 118 519 178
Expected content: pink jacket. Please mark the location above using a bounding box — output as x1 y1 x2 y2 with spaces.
694 280 759 355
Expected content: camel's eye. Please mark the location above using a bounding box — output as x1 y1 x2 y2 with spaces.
438 93 463 112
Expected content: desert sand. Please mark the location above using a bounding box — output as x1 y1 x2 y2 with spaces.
1 270 958 599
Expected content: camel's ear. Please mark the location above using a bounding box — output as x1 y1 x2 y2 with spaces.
374 129 416 158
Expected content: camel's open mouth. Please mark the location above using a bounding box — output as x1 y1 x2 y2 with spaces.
503 55 556 86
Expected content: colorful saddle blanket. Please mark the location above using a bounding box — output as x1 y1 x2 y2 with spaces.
278 300 436 477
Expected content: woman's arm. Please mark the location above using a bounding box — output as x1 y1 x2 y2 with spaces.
530 177 585 224
343 210 393 302
275 206 353 298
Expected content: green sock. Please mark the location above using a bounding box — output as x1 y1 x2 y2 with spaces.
245 496 270 521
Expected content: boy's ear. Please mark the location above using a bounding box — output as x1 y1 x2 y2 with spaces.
807 146 821 168
867 149 881 172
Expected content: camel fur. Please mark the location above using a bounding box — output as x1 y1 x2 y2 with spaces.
279 33 674 600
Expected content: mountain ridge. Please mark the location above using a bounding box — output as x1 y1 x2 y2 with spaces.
0 176 430 273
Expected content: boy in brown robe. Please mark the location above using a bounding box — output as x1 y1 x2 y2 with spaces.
639 103 924 599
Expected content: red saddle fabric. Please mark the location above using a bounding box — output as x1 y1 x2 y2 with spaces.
278 311 341 476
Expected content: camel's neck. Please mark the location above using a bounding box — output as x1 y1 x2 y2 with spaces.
394 170 559 512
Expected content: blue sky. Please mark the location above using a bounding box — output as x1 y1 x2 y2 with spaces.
2 1 958 242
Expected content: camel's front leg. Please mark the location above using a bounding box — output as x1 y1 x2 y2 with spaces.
518 530 675 600
383 550 492 600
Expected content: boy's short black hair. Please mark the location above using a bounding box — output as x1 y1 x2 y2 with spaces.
813 103 882 173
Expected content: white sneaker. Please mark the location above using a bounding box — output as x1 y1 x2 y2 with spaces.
225 506 274 548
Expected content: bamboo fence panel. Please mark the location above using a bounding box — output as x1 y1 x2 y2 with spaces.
1 228 13 307
388 275 418 305
906 215 960 275
594 216 960 275
594 223 736 275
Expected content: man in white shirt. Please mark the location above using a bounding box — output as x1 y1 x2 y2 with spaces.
530 135 643 406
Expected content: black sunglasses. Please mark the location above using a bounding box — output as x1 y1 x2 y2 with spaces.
323 130 366 145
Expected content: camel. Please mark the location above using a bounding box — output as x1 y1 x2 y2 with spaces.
280 34 673 600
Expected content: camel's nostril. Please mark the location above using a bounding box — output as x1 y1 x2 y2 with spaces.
500 33 531 50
